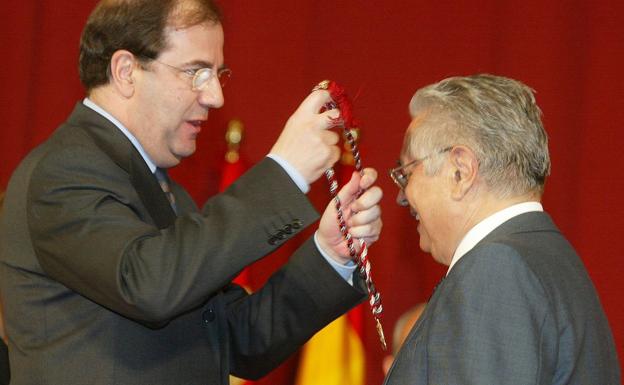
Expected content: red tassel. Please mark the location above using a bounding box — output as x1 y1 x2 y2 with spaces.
325 81 358 129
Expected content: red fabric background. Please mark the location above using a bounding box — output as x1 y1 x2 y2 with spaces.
1 1 622 384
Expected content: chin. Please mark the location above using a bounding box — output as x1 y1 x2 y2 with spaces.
418 238 432 254
418 226 431 251
159 158 182 169
174 145 196 159
431 252 448 266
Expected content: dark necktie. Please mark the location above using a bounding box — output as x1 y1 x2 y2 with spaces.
154 168 177 214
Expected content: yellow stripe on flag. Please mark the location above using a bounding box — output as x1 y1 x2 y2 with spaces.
295 314 365 385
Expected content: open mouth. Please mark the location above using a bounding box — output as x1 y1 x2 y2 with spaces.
187 120 204 128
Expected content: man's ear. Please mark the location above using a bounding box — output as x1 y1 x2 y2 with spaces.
448 145 478 200
109 50 138 98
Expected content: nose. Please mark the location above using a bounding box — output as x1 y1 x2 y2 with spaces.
396 189 409 206
197 77 224 109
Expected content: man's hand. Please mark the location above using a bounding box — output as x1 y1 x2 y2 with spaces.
270 90 341 184
316 168 383 264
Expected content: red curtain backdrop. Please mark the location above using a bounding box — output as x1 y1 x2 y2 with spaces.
1 1 623 384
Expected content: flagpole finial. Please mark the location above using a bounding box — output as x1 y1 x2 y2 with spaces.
225 119 244 163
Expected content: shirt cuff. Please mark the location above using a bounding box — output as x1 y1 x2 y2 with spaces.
266 153 310 194
314 231 356 286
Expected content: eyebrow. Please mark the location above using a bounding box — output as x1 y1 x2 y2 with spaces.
184 60 228 70
398 156 412 167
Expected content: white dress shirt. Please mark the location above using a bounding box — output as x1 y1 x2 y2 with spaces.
448 201 544 275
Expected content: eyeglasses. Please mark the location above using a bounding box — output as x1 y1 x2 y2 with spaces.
148 58 232 90
388 146 453 189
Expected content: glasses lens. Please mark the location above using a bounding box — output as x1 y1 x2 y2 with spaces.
218 69 232 88
192 68 231 90
390 169 406 189
396 172 407 189
192 69 212 90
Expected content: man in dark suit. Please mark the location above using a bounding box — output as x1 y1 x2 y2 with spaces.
0 1 383 384
0 340 6 385
384 74 620 384
0 192 8 385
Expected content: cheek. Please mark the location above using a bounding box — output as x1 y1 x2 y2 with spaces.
405 184 430 217
404 184 419 208
150 80 189 108
159 95 197 132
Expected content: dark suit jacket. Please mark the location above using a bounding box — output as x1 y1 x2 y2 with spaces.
385 212 620 385
0 103 363 385
0 339 8 385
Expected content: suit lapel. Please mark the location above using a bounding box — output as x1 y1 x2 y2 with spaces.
66 102 177 229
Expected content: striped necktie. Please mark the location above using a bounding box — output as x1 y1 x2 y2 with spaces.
154 168 177 214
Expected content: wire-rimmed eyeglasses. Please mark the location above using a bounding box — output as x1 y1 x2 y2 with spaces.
388 146 453 189
148 58 232 91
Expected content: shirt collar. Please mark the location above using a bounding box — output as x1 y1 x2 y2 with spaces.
83 98 157 173
447 201 543 275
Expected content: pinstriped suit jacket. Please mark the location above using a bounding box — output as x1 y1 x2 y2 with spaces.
384 212 620 385
0 103 363 385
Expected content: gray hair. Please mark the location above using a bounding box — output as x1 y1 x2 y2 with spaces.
405 74 550 198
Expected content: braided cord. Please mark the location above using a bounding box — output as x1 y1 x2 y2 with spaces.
320 83 387 350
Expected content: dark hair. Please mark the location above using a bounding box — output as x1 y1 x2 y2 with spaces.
79 0 222 91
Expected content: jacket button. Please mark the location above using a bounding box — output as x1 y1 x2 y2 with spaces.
268 236 278 245
202 308 216 324
276 230 286 240
292 219 303 229
283 224 293 234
